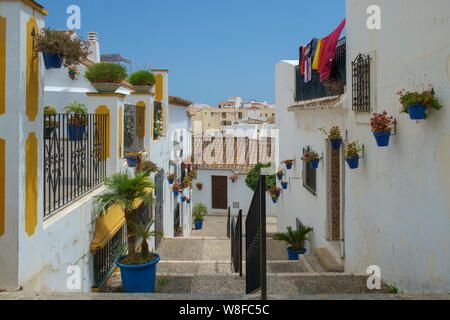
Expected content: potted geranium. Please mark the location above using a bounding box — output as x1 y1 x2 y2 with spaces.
167 173 176 184
371 111 396 147
274 226 313 260
34 28 90 69
398 89 443 120
271 195 279 204
193 203 208 230
196 183 203 191
229 175 238 183
281 181 288 190
172 182 180 197
85 62 128 93
44 106 58 139
283 160 295 170
94 172 159 293
319 126 343 150
128 70 157 93
63 100 87 141
301 150 323 169
345 140 363 170
142 161 159 176
276 170 284 181
68 65 79 80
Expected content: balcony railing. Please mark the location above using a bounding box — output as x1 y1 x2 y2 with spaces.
43 114 108 217
295 37 346 102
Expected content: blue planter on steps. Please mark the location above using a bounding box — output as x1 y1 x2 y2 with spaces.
116 253 160 293
194 221 203 230
287 247 306 261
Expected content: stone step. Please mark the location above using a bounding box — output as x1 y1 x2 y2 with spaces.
314 248 344 273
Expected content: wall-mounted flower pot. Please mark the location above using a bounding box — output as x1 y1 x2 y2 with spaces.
286 246 306 261
285 163 293 170
407 102 426 120
272 198 278 204
275 192 280 198
67 123 86 141
125 155 138 168
277 174 283 180
330 139 343 150
92 83 120 93
168 178 174 185
116 254 160 293
43 52 63 69
309 159 320 169
173 190 179 197
345 156 360 170
181 196 186 203
186 200 191 204
281 182 288 190
194 221 203 230
373 131 391 147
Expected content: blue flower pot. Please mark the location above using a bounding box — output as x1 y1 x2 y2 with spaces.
275 192 280 198
168 178 174 185
330 139 343 150
67 123 86 141
173 190 179 197
116 253 160 293
42 52 63 69
194 221 203 230
310 159 320 169
272 198 278 204
181 196 186 203
346 156 360 170
277 174 283 181
373 131 391 147
287 247 306 261
282 182 288 190
407 102 426 120
125 156 138 168
231 180 235 183
186 200 190 204
286 163 293 170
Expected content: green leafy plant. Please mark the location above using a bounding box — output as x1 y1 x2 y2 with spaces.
276 170 284 176
397 89 443 117
274 226 313 252
245 162 276 192
128 219 163 263
193 203 208 222
183 176 193 189
64 100 88 125
345 140 362 159
93 171 154 266
34 28 91 67
388 283 399 294
44 106 58 127
172 182 180 191
128 70 156 86
188 170 198 180
44 106 57 116
142 161 159 174
85 62 128 84
168 173 177 180
319 126 342 140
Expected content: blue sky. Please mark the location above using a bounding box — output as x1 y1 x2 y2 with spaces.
39 0 345 106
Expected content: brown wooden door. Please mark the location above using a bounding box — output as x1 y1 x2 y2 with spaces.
212 176 228 209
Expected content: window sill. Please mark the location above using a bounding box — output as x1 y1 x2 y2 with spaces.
303 184 317 196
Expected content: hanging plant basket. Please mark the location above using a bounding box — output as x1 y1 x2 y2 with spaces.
373 132 391 147
272 198 278 204
277 173 283 181
283 160 294 170
196 183 203 191
330 139 343 150
125 154 139 168
407 102 426 120
345 156 360 170
43 52 63 69
281 181 288 190
309 159 320 169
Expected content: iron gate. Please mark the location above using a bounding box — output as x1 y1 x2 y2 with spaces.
245 176 267 299
231 209 243 276
155 169 164 249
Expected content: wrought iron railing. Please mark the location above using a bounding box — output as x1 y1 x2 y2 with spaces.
295 37 346 102
44 114 107 217
245 175 267 299
231 209 243 276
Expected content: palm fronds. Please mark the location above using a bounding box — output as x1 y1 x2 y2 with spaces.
273 226 313 251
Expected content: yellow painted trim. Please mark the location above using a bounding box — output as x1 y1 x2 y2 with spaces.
86 93 126 99
95 105 110 160
0 16 5 116
136 101 146 138
25 133 38 237
21 0 48 16
0 138 4 236
90 188 153 251
26 17 39 122
151 69 168 73
155 74 163 102
118 106 123 159
130 92 154 96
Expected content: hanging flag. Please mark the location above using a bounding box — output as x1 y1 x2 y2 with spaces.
312 39 323 70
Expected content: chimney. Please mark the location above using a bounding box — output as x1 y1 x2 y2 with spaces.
87 32 100 63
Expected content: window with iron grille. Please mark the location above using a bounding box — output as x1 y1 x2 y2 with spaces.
302 146 316 195
352 53 371 112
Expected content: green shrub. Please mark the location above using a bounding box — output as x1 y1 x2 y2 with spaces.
274 226 313 251
128 70 156 86
245 162 276 192
85 62 128 84
193 203 208 222
44 106 57 116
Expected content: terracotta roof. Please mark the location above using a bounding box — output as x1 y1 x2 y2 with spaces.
169 96 193 107
218 102 235 106
209 109 240 113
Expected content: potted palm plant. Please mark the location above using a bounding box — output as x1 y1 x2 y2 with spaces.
193 203 208 230
371 111 396 147
345 140 363 170
35 28 90 69
274 226 313 260
397 89 443 120
94 172 158 293
63 100 88 141
128 70 157 93
85 62 128 93
301 150 323 169
319 126 343 150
